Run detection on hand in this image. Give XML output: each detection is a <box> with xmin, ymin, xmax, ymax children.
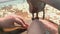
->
<box><xmin>22</xmin><ymin>23</ymin><xmax>29</xmax><ymax>29</ymax></box>
<box><xmin>40</xmin><ymin>19</ymin><xmax>58</xmax><ymax>34</ymax></box>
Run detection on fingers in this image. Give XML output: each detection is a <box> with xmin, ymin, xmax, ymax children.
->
<box><xmin>15</xmin><ymin>16</ymin><xmax>29</xmax><ymax>29</ymax></box>
<box><xmin>19</xmin><ymin>18</ymin><xmax>29</xmax><ymax>29</ymax></box>
<box><xmin>18</xmin><ymin>18</ymin><xmax>28</xmax><ymax>28</ymax></box>
<box><xmin>22</xmin><ymin>24</ymin><xmax>29</xmax><ymax>29</ymax></box>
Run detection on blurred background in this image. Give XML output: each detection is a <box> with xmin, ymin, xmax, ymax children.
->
<box><xmin>0</xmin><ymin>0</ymin><xmax>59</xmax><ymax>25</ymax></box>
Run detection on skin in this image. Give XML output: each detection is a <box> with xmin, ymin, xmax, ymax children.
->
<box><xmin>0</xmin><ymin>14</ymin><xmax>58</xmax><ymax>34</ymax></box>
<box><xmin>28</xmin><ymin>19</ymin><xmax>58</xmax><ymax>34</ymax></box>
<box><xmin>0</xmin><ymin>14</ymin><xmax>28</xmax><ymax>28</ymax></box>
<box><xmin>0</xmin><ymin>14</ymin><xmax>29</xmax><ymax>34</ymax></box>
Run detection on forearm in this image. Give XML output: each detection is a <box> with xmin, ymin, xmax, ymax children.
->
<box><xmin>45</xmin><ymin>24</ymin><xmax>58</xmax><ymax>34</ymax></box>
<box><xmin>40</xmin><ymin>19</ymin><xmax>58</xmax><ymax>34</ymax></box>
<box><xmin>28</xmin><ymin>19</ymin><xmax>45</xmax><ymax>34</ymax></box>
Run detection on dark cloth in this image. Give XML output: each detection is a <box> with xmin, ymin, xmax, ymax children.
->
<box><xmin>0</xmin><ymin>27</ymin><xmax>4</xmax><ymax>34</ymax></box>
<box><xmin>0</xmin><ymin>28</ymin><xmax>27</xmax><ymax>34</ymax></box>
<box><xmin>0</xmin><ymin>27</ymin><xmax>4</xmax><ymax>32</ymax></box>
<box><xmin>27</xmin><ymin>0</ymin><xmax>46</xmax><ymax>13</ymax></box>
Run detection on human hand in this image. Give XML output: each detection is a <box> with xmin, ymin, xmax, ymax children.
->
<box><xmin>40</xmin><ymin>19</ymin><xmax>58</xmax><ymax>34</ymax></box>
